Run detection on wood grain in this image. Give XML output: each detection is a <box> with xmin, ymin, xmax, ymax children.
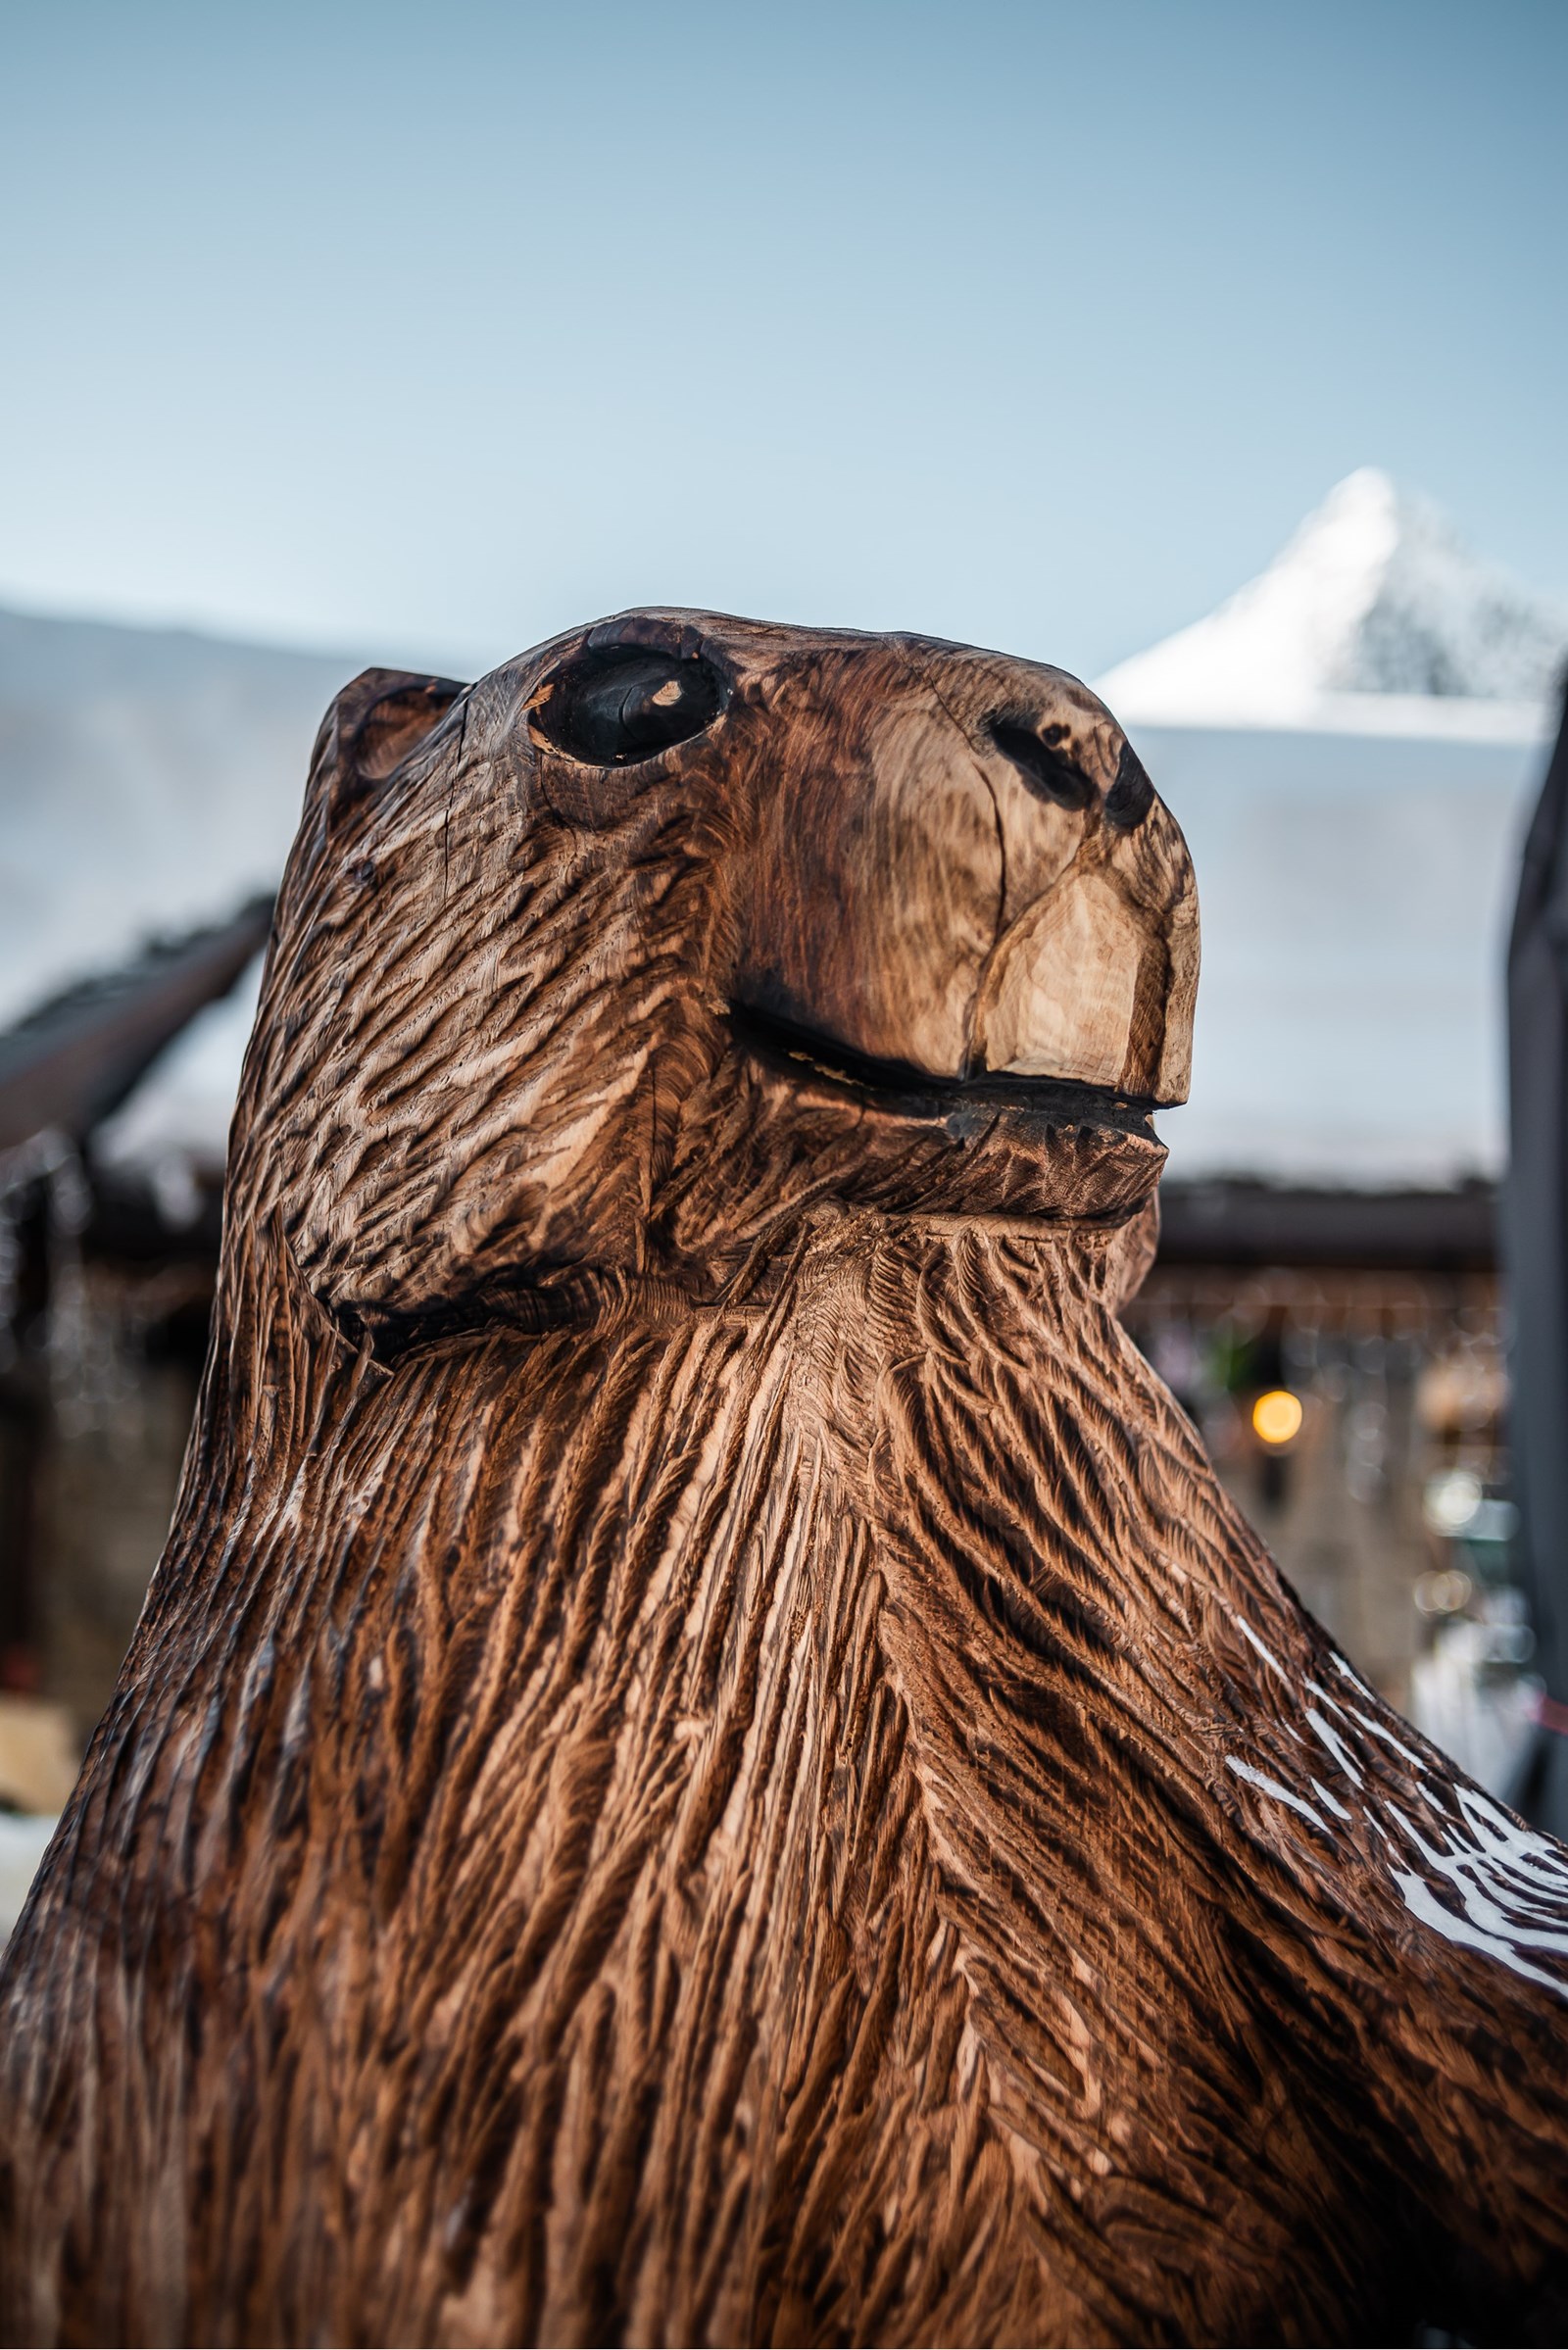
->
<box><xmin>0</xmin><ymin>612</ymin><xmax>1563</xmax><ymax>2347</ymax></box>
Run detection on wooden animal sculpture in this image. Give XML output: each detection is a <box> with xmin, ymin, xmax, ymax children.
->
<box><xmin>2</xmin><ymin>612</ymin><xmax>1566</xmax><ymax>2348</ymax></box>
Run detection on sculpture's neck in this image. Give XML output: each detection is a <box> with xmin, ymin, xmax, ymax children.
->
<box><xmin>167</xmin><ymin>1207</ymin><xmax>1169</xmax><ymax>1624</ymax></box>
<box><xmin>129</xmin><ymin>1206</ymin><xmax>1209</xmax><ymax>1912</ymax></box>
<box><xmin>142</xmin><ymin>1203</ymin><xmax>1330</xmax><ymax>1773</ymax></box>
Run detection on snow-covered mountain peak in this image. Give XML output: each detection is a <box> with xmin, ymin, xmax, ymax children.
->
<box><xmin>1097</xmin><ymin>469</ymin><xmax>1568</xmax><ymax>730</ymax></box>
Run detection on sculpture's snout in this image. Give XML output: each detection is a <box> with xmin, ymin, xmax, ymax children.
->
<box><xmin>968</xmin><ymin>702</ymin><xmax>1197</xmax><ymax>1103</ymax></box>
<box><xmin>734</xmin><ymin>635</ymin><xmax>1199</xmax><ymax>1108</ymax></box>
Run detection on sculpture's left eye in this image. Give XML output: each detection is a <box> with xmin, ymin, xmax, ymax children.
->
<box><xmin>532</xmin><ymin>646</ymin><xmax>726</xmax><ymax>766</ymax></box>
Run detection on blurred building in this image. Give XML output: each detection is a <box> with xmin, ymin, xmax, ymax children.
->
<box><xmin>1122</xmin><ymin>1184</ymin><xmax>1531</xmax><ymax>1789</ymax></box>
<box><xmin>1102</xmin><ymin>470</ymin><xmax>1565</xmax><ymax>1794</ymax></box>
<box><xmin>0</xmin><ymin>597</ymin><xmax>336</xmax><ymax>1831</ymax></box>
<box><xmin>0</xmin><ymin>908</ymin><xmax>267</xmax><ymax>1819</ymax></box>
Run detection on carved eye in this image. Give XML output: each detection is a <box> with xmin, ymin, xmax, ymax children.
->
<box><xmin>532</xmin><ymin>646</ymin><xmax>726</xmax><ymax>766</ymax></box>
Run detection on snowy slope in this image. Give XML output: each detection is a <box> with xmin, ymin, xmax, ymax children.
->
<box><xmin>0</xmin><ymin>606</ymin><xmax>357</xmax><ymax>1033</ymax></box>
<box><xmin>1097</xmin><ymin>470</ymin><xmax>1568</xmax><ymax>731</ymax></box>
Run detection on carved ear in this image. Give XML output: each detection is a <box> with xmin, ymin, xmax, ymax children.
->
<box><xmin>308</xmin><ymin>668</ymin><xmax>469</xmax><ymax>822</ymax></box>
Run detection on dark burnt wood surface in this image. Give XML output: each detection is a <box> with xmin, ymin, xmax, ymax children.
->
<box><xmin>0</xmin><ymin>612</ymin><xmax>1563</xmax><ymax>2347</ymax></box>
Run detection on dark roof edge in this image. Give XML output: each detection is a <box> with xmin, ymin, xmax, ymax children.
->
<box><xmin>1155</xmin><ymin>1177</ymin><xmax>1497</xmax><ymax>1273</ymax></box>
<box><xmin>0</xmin><ymin>898</ymin><xmax>272</xmax><ymax>1157</ymax></box>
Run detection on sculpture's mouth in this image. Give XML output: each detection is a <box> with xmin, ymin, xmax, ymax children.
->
<box><xmin>318</xmin><ymin>1005</ymin><xmax>1159</xmax><ymax>1367</ymax></box>
<box><xmin>727</xmin><ymin>1001</ymin><xmax>1159</xmax><ymax>1140</ymax></box>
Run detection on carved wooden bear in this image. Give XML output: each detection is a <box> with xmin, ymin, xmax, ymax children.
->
<box><xmin>2</xmin><ymin>613</ymin><xmax>1565</xmax><ymax>2346</ymax></box>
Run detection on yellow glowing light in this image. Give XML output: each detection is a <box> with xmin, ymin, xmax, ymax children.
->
<box><xmin>1252</xmin><ymin>1389</ymin><xmax>1303</xmax><ymax>1446</ymax></box>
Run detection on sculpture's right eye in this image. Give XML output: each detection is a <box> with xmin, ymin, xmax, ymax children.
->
<box><xmin>531</xmin><ymin>646</ymin><xmax>726</xmax><ymax>766</ymax></box>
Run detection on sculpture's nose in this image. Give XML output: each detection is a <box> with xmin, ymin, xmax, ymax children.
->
<box><xmin>984</xmin><ymin>713</ymin><xmax>1153</xmax><ymax>832</ymax></box>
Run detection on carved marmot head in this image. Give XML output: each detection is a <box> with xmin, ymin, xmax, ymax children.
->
<box><xmin>237</xmin><ymin>611</ymin><xmax>1198</xmax><ymax>1341</ymax></box>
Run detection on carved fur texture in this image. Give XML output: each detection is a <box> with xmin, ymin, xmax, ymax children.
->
<box><xmin>1</xmin><ymin>613</ymin><xmax>1564</xmax><ymax>2347</ymax></box>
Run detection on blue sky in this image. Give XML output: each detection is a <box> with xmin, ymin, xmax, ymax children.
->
<box><xmin>3</xmin><ymin>0</ymin><xmax>1564</xmax><ymax>679</ymax></box>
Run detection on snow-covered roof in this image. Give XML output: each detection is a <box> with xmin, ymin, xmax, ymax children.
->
<box><xmin>95</xmin><ymin>958</ymin><xmax>263</xmax><ymax>1195</ymax></box>
<box><xmin>1129</xmin><ymin>718</ymin><xmax>1544</xmax><ymax>1187</ymax></box>
<box><xmin>5</xmin><ymin>488</ymin><xmax>1563</xmax><ymax>1198</ymax></box>
<box><xmin>0</xmin><ymin>604</ymin><xmax>350</xmax><ymax>1032</ymax></box>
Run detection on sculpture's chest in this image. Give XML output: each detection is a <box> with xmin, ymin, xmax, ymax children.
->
<box><xmin>130</xmin><ymin>1309</ymin><xmax>1375</xmax><ymax>2345</ymax></box>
